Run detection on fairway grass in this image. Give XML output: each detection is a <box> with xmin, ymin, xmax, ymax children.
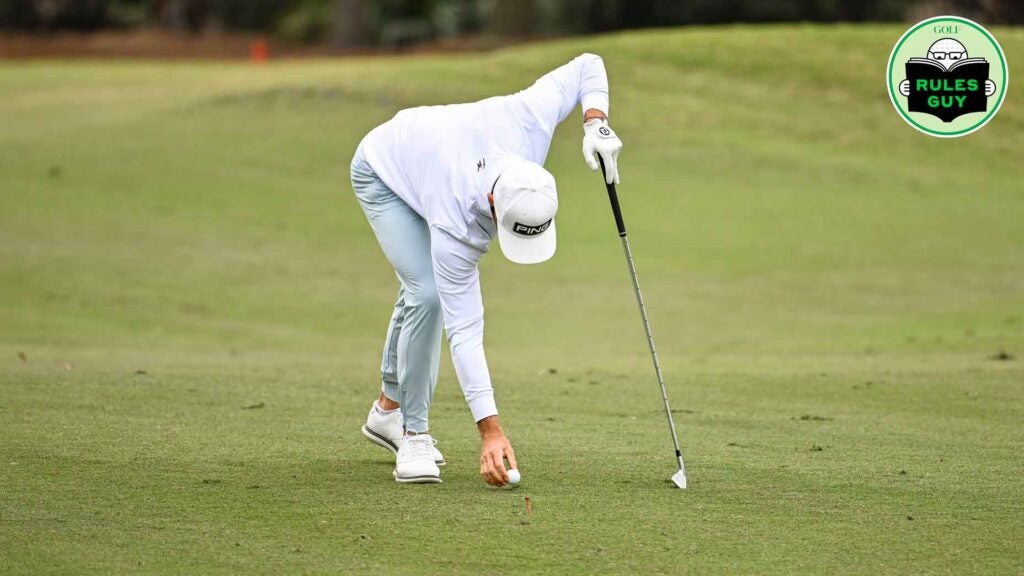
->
<box><xmin>2</xmin><ymin>25</ymin><xmax>1023</xmax><ymax>575</ymax></box>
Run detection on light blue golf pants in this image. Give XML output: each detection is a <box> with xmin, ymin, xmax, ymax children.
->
<box><xmin>351</xmin><ymin>153</ymin><xmax>442</xmax><ymax>434</ymax></box>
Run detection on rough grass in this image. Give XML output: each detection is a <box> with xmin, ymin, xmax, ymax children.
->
<box><xmin>1</xmin><ymin>25</ymin><xmax>1023</xmax><ymax>575</ymax></box>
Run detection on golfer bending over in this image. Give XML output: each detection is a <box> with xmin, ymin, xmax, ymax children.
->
<box><xmin>351</xmin><ymin>53</ymin><xmax>622</xmax><ymax>486</ymax></box>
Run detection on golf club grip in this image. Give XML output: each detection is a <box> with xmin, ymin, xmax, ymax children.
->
<box><xmin>598</xmin><ymin>158</ymin><xmax>627</xmax><ymax>237</ymax></box>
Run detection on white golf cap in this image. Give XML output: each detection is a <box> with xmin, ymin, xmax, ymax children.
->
<box><xmin>493</xmin><ymin>159</ymin><xmax>558</xmax><ymax>265</ymax></box>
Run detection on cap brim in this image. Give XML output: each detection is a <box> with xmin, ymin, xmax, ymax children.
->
<box><xmin>496</xmin><ymin>220</ymin><xmax>556</xmax><ymax>265</ymax></box>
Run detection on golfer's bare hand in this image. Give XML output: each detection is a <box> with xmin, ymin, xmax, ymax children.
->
<box><xmin>477</xmin><ymin>416</ymin><xmax>517</xmax><ymax>487</ymax></box>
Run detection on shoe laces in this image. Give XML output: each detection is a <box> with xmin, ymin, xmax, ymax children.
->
<box><xmin>404</xmin><ymin>434</ymin><xmax>435</xmax><ymax>459</ymax></box>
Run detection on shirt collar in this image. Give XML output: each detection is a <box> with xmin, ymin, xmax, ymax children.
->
<box><xmin>475</xmin><ymin>154</ymin><xmax>520</xmax><ymax>216</ymax></box>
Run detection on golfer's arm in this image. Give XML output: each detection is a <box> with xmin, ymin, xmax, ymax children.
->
<box><xmin>429</xmin><ymin>228</ymin><xmax>497</xmax><ymax>422</ymax></box>
<box><xmin>584</xmin><ymin>108</ymin><xmax>607</xmax><ymax>122</ymax></box>
<box><xmin>476</xmin><ymin>414</ymin><xmax>504</xmax><ymax>438</ymax></box>
<box><xmin>518</xmin><ymin>52</ymin><xmax>609</xmax><ymax>131</ymax></box>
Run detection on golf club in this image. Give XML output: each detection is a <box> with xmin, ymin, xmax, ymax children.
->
<box><xmin>599</xmin><ymin>158</ymin><xmax>688</xmax><ymax>489</ymax></box>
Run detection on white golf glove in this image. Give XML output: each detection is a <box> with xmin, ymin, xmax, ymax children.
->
<box><xmin>583</xmin><ymin>118</ymin><xmax>622</xmax><ymax>185</ymax></box>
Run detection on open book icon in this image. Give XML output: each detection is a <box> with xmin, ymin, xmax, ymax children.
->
<box><xmin>905</xmin><ymin>58</ymin><xmax>989</xmax><ymax>122</ymax></box>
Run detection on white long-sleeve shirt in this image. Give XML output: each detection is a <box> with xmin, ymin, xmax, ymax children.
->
<box><xmin>358</xmin><ymin>53</ymin><xmax>610</xmax><ymax>422</ymax></box>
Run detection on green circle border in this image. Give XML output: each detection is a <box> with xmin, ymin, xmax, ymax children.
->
<box><xmin>886</xmin><ymin>16</ymin><xmax>1008</xmax><ymax>138</ymax></box>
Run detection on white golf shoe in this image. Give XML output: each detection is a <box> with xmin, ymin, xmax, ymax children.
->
<box><xmin>393</xmin><ymin>434</ymin><xmax>442</xmax><ymax>484</ymax></box>
<box><xmin>361</xmin><ymin>403</ymin><xmax>445</xmax><ymax>466</ymax></box>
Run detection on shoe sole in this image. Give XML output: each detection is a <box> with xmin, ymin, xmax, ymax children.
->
<box><xmin>361</xmin><ymin>425</ymin><xmax>446</xmax><ymax>466</ymax></box>
<box><xmin>361</xmin><ymin>425</ymin><xmax>398</xmax><ymax>453</ymax></box>
<box><xmin>393</xmin><ymin>470</ymin><xmax>442</xmax><ymax>484</ymax></box>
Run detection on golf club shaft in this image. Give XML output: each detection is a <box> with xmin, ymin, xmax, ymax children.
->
<box><xmin>599</xmin><ymin>160</ymin><xmax>686</xmax><ymax>474</ymax></box>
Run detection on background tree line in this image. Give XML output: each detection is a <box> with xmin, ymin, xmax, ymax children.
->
<box><xmin>2</xmin><ymin>0</ymin><xmax>1021</xmax><ymax>47</ymax></box>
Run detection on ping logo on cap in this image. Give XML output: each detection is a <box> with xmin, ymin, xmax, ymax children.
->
<box><xmin>512</xmin><ymin>220</ymin><xmax>552</xmax><ymax>236</ymax></box>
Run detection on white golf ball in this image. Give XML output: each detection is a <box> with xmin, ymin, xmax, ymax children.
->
<box><xmin>507</xmin><ymin>469</ymin><xmax>521</xmax><ymax>485</ymax></box>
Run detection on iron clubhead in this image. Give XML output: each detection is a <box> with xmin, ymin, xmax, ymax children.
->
<box><xmin>671</xmin><ymin>469</ymin><xmax>687</xmax><ymax>489</ymax></box>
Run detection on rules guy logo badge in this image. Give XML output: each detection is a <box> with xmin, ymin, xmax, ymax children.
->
<box><xmin>887</xmin><ymin>16</ymin><xmax>1007</xmax><ymax>137</ymax></box>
